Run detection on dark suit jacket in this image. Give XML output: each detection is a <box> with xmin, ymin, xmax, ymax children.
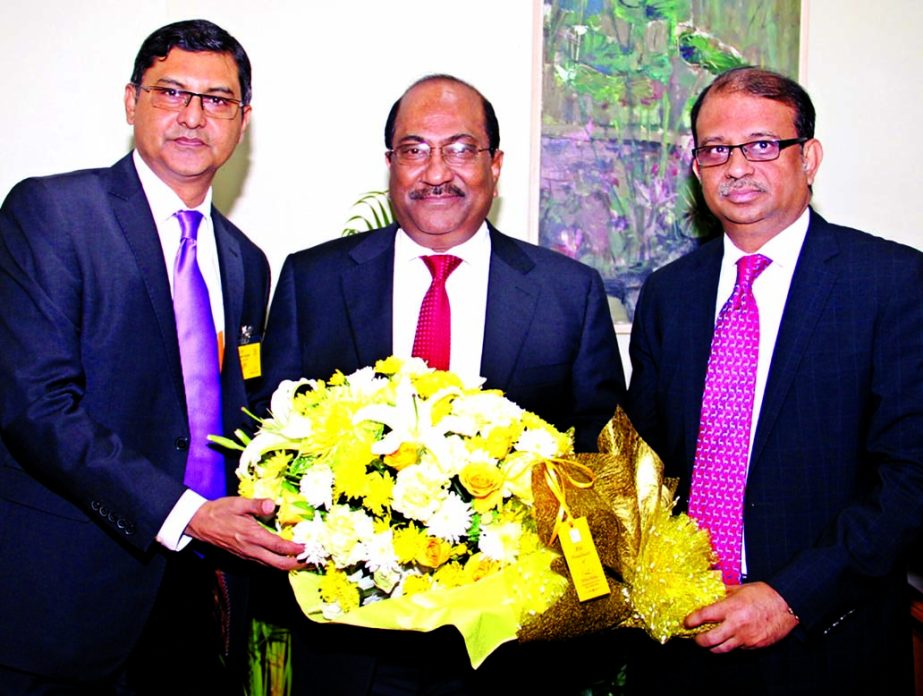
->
<box><xmin>252</xmin><ymin>222</ymin><xmax>626</xmax><ymax>693</ymax></box>
<box><xmin>626</xmin><ymin>210</ymin><xmax>923</xmax><ymax>693</ymax></box>
<box><xmin>0</xmin><ymin>154</ymin><xmax>270</xmax><ymax>681</ymax></box>
<box><xmin>256</xmin><ymin>222</ymin><xmax>625</xmax><ymax>451</ymax></box>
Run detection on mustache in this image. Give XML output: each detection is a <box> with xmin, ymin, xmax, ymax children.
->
<box><xmin>719</xmin><ymin>179</ymin><xmax>767</xmax><ymax>197</ymax></box>
<box><xmin>409</xmin><ymin>184</ymin><xmax>464</xmax><ymax>200</ymax></box>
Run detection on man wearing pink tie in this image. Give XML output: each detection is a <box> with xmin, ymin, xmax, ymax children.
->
<box><xmin>626</xmin><ymin>67</ymin><xmax>923</xmax><ymax>694</ymax></box>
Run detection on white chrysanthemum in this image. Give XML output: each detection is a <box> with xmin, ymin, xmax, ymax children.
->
<box><xmin>291</xmin><ymin>517</ymin><xmax>328</xmax><ymax>566</ymax></box>
<box><xmin>324</xmin><ymin>505</ymin><xmax>374</xmax><ymax>568</ymax></box>
<box><xmin>426</xmin><ymin>492</ymin><xmax>473</xmax><ymax>543</ymax></box>
<box><xmin>364</xmin><ymin>529</ymin><xmax>400</xmax><ymax>574</ymax></box>
<box><xmin>452</xmin><ymin>392</ymin><xmax>523</xmax><ymax>431</ymax></box>
<box><xmin>515</xmin><ymin>426</ymin><xmax>562</xmax><ymax>458</ymax></box>
<box><xmin>391</xmin><ymin>463</ymin><xmax>448</xmax><ymax>523</ymax></box>
<box><xmin>299</xmin><ymin>462</ymin><xmax>334</xmax><ymax>510</ymax></box>
<box><xmin>478</xmin><ymin>520</ymin><xmax>523</xmax><ymax>563</ymax></box>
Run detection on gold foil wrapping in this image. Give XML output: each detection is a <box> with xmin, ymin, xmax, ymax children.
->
<box><xmin>521</xmin><ymin>407</ymin><xmax>724</xmax><ymax>644</ymax></box>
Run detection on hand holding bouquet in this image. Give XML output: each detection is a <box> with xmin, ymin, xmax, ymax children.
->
<box><xmin>215</xmin><ymin>357</ymin><xmax>722</xmax><ymax>667</ymax></box>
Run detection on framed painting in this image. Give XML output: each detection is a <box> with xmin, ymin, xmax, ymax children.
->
<box><xmin>539</xmin><ymin>0</ymin><xmax>802</xmax><ymax>321</ymax></box>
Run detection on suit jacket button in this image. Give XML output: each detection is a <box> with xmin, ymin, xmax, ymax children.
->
<box><xmin>175</xmin><ymin>437</ymin><xmax>189</xmax><ymax>451</ymax></box>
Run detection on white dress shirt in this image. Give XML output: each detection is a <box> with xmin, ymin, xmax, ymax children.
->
<box><xmin>132</xmin><ymin>151</ymin><xmax>222</xmax><ymax>551</ymax></box>
<box><xmin>392</xmin><ymin>224</ymin><xmax>491</xmax><ymax>383</ymax></box>
<box><xmin>714</xmin><ymin>207</ymin><xmax>810</xmax><ymax>574</ymax></box>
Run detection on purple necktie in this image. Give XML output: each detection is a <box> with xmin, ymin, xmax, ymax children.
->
<box><xmin>174</xmin><ymin>210</ymin><xmax>225</xmax><ymax>499</ymax></box>
<box><xmin>412</xmin><ymin>255</ymin><xmax>462</xmax><ymax>371</ymax></box>
<box><xmin>688</xmin><ymin>253</ymin><xmax>771</xmax><ymax>585</ymax></box>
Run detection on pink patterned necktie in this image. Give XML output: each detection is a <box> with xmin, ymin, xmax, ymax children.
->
<box><xmin>174</xmin><ymin>210</ymin><xmax>225</xmax><ymax>499</ymax></box>
<box><xmin>412</xmin><ymin>255</ymin><xmax>462</xmax><ymax>371</ymax></box>
<box><xmin>688</xmin><ymin>253</ymin><xmax>771</xmax><ymax>585</ymax></box>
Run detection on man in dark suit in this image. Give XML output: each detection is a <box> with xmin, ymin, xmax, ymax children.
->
<box><xmin>0</xmin><ymin>20</ymin><xmax>303</xmax><ymax>694</ymax></box>
<box><xmin>254</xmin><ymin>74</ymin><xmax>626</xmax><ymax>693</ymax></box>
<box><xmin>626</xmin><ymin>67</ymin><xmax>923</xmax><ymax>694</ymax></box>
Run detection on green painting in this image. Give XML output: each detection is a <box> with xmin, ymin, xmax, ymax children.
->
<box><xmin>540</xmin><ymin>0</ymin><xmax>801</xmax><ymax>320</ymax></box>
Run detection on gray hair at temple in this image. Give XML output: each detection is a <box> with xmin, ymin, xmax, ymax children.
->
<box><xmin>690</xmin><ymin>67</ymin><xmax>816</xmax><ymax>144</ymax></box>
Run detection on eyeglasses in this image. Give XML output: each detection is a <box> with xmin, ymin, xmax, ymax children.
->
<box><xmin>137</xmin><ymin>85</ymin><xmax>243</xmax><ymax>119</ymax></box>
<box><xmin>388</xmin><ymin>142</ymin><xmax>491</xmax><ymax>167</ymax></box>
<box><xmin>693</xmin><ymin>138</ymin><xmax>808</xmax><ymax>167</ymax></box>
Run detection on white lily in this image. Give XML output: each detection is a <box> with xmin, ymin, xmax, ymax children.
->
<box><xmin>352</xmin><ymin>378</ymin><xmax>462</xmax><ymax>469</ymax></box>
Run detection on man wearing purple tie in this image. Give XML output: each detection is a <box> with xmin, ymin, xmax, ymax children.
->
<box><xmin>0</xmin><ymin>19</ymin><xmax>303</xmax><ymax>693</ymax></box>
<box><xmin>626</xmin><ymin>67</ymin><xmax>923</xmax><ymax>694</ymax></box>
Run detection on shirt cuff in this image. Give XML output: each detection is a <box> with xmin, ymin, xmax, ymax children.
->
<box><xmin>156</xmin><ymin>489</ymin><xmax>207</xmax><ymax>551</ymax></box>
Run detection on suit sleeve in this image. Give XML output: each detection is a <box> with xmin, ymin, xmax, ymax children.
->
<box><xmin>769</xmin><ymin>248</ymin><xmax>923</xmax><ymax>630</ymax></box>
<box><xmin>250</xmin><ymin>255</ymin><xmax>308</xmax><ymax>418</ymax></box>
<box><xmin>0</xmin><ymin>179</ymin><xmax>186</xmax><ymax>549</ymax></box>
<box><xmin>569</xmin><ymin>270</ymin><xmax>627</xmax><ymax>452</ymax></box>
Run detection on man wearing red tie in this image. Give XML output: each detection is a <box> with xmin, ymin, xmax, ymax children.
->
<box><xmin>626</xmin><ymin>67</ymin><xmax>923</xmax><ymax>694</ymax></box>
<box><xmin>255</xmin><ymin>74</ymin><xmax>626</xmax><ymax>694</ymax></box>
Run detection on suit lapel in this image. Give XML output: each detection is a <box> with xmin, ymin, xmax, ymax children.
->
<box><xmin>750</xmin><ymin>212</ymin><xmax>839</xmax><ymax>466</ymax></box>
<box><xmin>680</xmin><ymin>241</ymin><xmax>724</xmax><ymax>469</ymax></box>
<box><xmin>214</xmin><ymin>212</ymin><xmax>243</xmax><ymax>378</ymax></box>
<box><xmin>480</xmin><ymin>226</ymin><xmax>540</xmax><ymax>391</ymax></box>
<box><xmin>106</xmin><ymin>156</ymin><xmax>186</xmax><ymax>409</ymax></box>
<box><xmin>341</xmin><ymin>225</ymin><xmax>396</xmax><ymax>367</ymax></box>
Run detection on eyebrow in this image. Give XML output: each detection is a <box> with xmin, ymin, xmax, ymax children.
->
<box><xmin>699</xmin><ymin>131</ymin><xmax>784</xmax><ymax>146</ymax></box>
<box><xmin>396</xmin><ymin>133</ymin><xmax>477</xmax><ymax>145</ymax></box>
<box><xmin>152</xmin><ymin>77</ymin><xmax>236</xmax><ymax>97</ymax></box>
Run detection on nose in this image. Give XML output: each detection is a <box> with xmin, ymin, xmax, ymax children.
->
<box><xmin>178</xmin><ymin>94</ymin><xmax>207</xmax><ymax>129</ymax></box>
<box><xmin>724</xmin><ymin>146</ymin><xmax>755</xmax><ymax>178</ymax></box>
<box><xmin>421</xmin><ymin>148</ymin><xmax>453</xmax><ymax>185</ymax></box>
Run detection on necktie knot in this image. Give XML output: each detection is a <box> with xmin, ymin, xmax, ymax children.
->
<box><xmin>736</xmin><ymin>253</ymin><xmax>771</xmax><ymax>288</ymax></box>
<box><xmin>422</xmin><ymin>254</ymin><xmax>462</xmax><ymax>283</ymax></box>
<box><xmin>176</xmin><ymin>209</ymin><xmax>204</xmax><ymax>241</ymax></box>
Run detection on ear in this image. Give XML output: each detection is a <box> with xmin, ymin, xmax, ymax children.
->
<box><xmin>801</xmin><ymin>138</ymin><xmax>823</xmax><ymax>186</ymax></box>
<box><xmin>692</xmin><ymin>158</ymin><xmax>702</xmax><ymax>183</ymax></box>
<box><xmin>490</xmin><ymin>149</ymin><xmax>504</xmax><ymax>194</ymax></box>
<box><xmin>124</xmin><ymin>84</ymin><xmax>138</xmax><ymax>125</ymax></box>
<box><xmin>237</xmin><ymin>105</ymin><xmax>252</xmax><ymax>144</ymax></box>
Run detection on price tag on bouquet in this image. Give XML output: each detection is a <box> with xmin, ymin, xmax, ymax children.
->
<box><xmin>558</xmin><ymin>516</ymin><xmax>610</xmax><ymax>601</ymax></box>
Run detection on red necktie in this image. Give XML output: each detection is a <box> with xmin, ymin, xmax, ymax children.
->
<box><xmin>411</xmin><ymin>255</ymin><xmax>462</xmax><ymax>371</ymax></box>
<box><xmin>688</xmin><ymin>254</ymin><xmax>771</xmax><ymax>585</ymax></box>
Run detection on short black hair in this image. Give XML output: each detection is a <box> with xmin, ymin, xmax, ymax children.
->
<box><xmin>384</xmin><ymin>74</ymin><xmax>500</xmax><ymax>154</ymax></box>
<box><xmin>690</xmin><ymin>66</ymin><xmax>815</xmax><ymax>144</ymax></box>
<box><xmin>129</xmin><ymin>19</ymin><xmax>252</xmax><ymax>106</ymax></box>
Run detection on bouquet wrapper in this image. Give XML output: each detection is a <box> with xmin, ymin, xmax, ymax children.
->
<box><xmin>290</xmin><ymin>544</ymin><xmax>567</xmax><ymax>668</ymax></box>
<box><xmin>521</xmin><ymin>406</ymin><xmax>724</xmax><ymax>644</ymax></box>
<box><xmin>287</xmin><ymin>407</ymin><xmax>722</xmax><ymax>667</ymax></box>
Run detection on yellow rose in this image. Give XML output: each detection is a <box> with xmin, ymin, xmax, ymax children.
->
<box><xmin>464</xmin><ymin>552</ymin><xmax>501</xmax><ymax>582</ymax></box>
<box><xmin>459</xmin><ymin>462</ymin><xmax>505</xmax><ymax>513</ymax></box>
<box><xmin>384</xmin><ymin>442</ymin><xmax>421</xmax><ymax>471</ymax></box>
<box><xmin>415</xmin><ymin>537</ymin><xmax>452</xmax><ymax>568</ymax></box>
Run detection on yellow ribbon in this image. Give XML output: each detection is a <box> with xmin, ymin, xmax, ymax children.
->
<box><xmin>539</xmin><ymin>457</ymin><xmax>597</xmax><ymax>545</ymax></box>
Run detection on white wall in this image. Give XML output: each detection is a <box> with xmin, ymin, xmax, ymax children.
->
<box><xmin>0</xmin><ymin>0</ymin><xmax>538</xmax><ymax>286</ymax></box>
<box><xmin>2</xmin><ymin>0</ymin><xmax>920</xmax><ymax>290</ymax></box>
<box><xmin>804</xmin><ymin>0</ymin><xmax>923</xmax><ymax>249</ymax></box>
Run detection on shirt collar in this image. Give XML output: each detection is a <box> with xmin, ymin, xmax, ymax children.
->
<box><xmin>394</xmin><ymin>222</ymin><xmax>491</xmax><ymax>266</ymax></box>
<box><xmin>132</xmin><ymin>150</ymin><xmax>212</xmax><ymax>223</ymax></box>
<box><xmin>722</xmin><ymin>206</ymin><xmax>810</xmax><ymax>271</ymax></box>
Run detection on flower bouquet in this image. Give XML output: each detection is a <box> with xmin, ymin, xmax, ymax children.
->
<box><xmin>215</xmin><ymin>356</ymin><xmax>722</xmax><ymax>667</ymax></box>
